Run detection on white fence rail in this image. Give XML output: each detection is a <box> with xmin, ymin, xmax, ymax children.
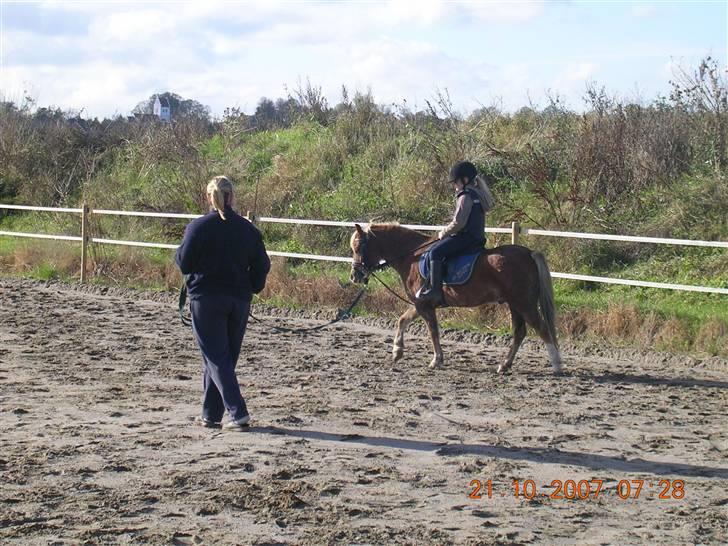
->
<box><xmin>522</xmin><ymin>228</ymin><xmax>728</xmax><ymax>249</ymax></box>
<box><xmin>0</xmin><ymin>230</ymin><xmax>83</xmax><ymax>242</ymax></box>
<box><xmin>0</xmin><ymin>203</ymin><xmax>726</xmax><ymax>295</ymax></box>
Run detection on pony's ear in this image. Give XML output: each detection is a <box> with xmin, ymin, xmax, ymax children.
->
<box><xmin>355</xmin><ymin>223</ymin><xmax>365</xmax><ymax>235</ymax></box>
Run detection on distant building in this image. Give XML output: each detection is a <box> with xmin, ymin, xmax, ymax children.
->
<box><xmin>153</xmin><ymin>96</ymin><xmax>171</xmax><ymax>121</ymax></box>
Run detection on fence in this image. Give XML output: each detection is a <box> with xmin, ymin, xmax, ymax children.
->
<box><xmin>1</xmin><ymin>203</ymin><xmax>727</xmax><ymax>295</ymax></box>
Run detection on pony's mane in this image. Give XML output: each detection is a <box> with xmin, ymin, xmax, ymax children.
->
<box><xmin>367</xmin><ymin>222</ymin><xmax>431</xmax><ymax>246</ymax></box>
<box><xmin>366</xmin><ymin>222</ymin><xmax>401</xmax><ymax>235</ymax></box>
<box><xmin>350</xmin><ymin>222</ymin><xmax>433</xmax><ymax>264</ymax></box>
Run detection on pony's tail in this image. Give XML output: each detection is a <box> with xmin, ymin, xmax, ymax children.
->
<box><xmin>531</xmin><ymin>251</ymin><xmax>559</xmax><ymax>350</ymax></box>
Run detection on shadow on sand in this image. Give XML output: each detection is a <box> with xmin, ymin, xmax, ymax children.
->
<box><xmin>586</xmin><ymin>371</ymin><xmax>728</xmax><ymax>390</ymax></box>
<box><xmin>245</xmin><ymin>426</ymin><xmax>728</xmax><ymax>479</ymax></box>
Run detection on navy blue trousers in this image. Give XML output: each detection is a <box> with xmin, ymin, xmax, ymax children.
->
<box><xmin>429</xmin><ymin>234</ymin><xmax>484</xmax><ymax>262</ymax></box>
<box><xmin>190</xmin><ymin>293</ymin><xmax>250</xmax><ymax>422</ymax></box>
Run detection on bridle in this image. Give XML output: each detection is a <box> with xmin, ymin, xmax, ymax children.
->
<box><xmin>351</xmin><ymin>231</ymin><xmax>387</xmax><ymax>282</ymax></box>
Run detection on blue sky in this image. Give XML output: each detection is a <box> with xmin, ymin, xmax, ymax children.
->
<box><xmin>0</xmin><ymin>0</ymin><xmax>725</xmax><ymax>118</ymax></box>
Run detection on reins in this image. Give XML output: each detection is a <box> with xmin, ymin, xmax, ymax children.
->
<box><xmin>369</xmin><ymin>271</ymin><xmax>413</xmax><ymax>306</ymax></box>
<box><xmin>353</xmin><ymin>233</ymin><xmax>438</xmax><ymax>306</ymax></box>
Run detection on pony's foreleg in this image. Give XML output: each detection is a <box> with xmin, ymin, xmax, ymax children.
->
<box><xmin>498</xmin><ymin>308</ymin><xmax>526</xmax><ymax>374</ymax></box>
<box><xmin>393</xmin><ymin>306</ymin><xmax>419</xmax><ymax>363</ymax></box>
<box><xmin>418</xmin><ymin>306</ymin><xmax>444</xmax><ymax>368</ymax></box>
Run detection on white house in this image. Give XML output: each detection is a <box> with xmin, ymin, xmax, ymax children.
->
<box><xmin>153</xmin><ymin>96</ymin><xmax>171</xmax><ymax>121</ymax></box>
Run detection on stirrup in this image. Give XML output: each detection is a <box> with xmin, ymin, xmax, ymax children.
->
<box><xmin>416</xmin><ymin>286</ymin><xmax>442</xmax><ymax>305</ymax></box>
<box><xmin>415</xmin><ymin>284</ymin><xmax>429</xmax><ymax>299</ymax></box>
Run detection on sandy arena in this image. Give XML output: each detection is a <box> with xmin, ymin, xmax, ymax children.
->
<box><xmin>1</xmin><ymin>278</ymin><xmax>727</xmax><ymax>545</ymax></box>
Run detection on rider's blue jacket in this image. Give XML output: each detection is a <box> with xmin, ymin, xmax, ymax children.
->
<box><xmin>175</xmin><ymin>206</ymin><xmax>270</xmax><ymax>301</ymax></box>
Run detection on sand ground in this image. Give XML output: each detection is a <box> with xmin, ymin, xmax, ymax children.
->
<box><xmin>1</xmin><ymin>278</ymin><xmax>726</xmax><ymax>545</ymax></box>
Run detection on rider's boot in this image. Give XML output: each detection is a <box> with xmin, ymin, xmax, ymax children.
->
<box><xmin>416</xmin><ymin>259</ymin><xmax>444</xmax><ymax>305</ymax></box>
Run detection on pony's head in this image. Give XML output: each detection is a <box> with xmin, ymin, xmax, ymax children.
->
<box><xmin>350</xmin><ymin>224</ymin><xmax>389</xmax><ymax>284</ymax></box>
<box><xmin>350</xmin><ymin>223</ymin><xmax>374</xmax><ymax>284</ymax></box>
<box><xmin>350</xmin><ymin>222</ymin><xmax>427</xmax><ymax>283</ymax></box>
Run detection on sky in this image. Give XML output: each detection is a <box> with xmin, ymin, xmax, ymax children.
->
<box><xmin>0</xmin><ymin>0</ymin><xmax>726</xmax><ymax>118</ymax></box>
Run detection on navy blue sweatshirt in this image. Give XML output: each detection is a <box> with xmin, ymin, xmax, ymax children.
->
<box><xmin>175</xmin><ymin>207</ymin><xmax>271</xmax><ymax>301</ymax></box>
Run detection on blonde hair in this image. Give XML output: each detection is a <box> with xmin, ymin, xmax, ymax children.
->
<box><xmin>472</xmin><ymin>174</ymin><xmax>496</xmax><ymax>212</ymax></box>
<box><xmin>206</xmin><ymin>176</ymin><xmax>234</xmax><ymax>220</ymax></box>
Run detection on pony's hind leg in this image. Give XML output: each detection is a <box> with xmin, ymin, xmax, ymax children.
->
<box><xmin>418</xmin><ymin>305</ymin><xmax>444</xmax><ymax>368</ymax></box>
<box><xmin>393</xmin><ymin>306</ymin><xmax>419</xmax><ymax>362</ymax></box>
<box><xmin>520</xmin><ymin>308</ymin><xmax>563</xmax><ymax>374</ymax></box>
<box><xmin>498</xmin><ymin>307</ymin><xmax>527</xmax><ymax>374</ymax></box>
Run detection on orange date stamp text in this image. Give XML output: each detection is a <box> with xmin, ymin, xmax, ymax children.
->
<box><xmin>468</xmin><ymin>478</ymin><xmax>685</xmax><ymax>501</ymax></box>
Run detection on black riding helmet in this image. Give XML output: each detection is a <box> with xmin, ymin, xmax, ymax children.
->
<box><xmin>449</xmin><ymin>161</ymin><xmax>478</xmax><ymax>184</ymax></box>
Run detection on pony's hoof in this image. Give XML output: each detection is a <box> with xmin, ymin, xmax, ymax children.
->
<box><xmin>429</xmin><ymin>358</ymin><xmax>443</xmax><ymax>369</ymax></box>
<box><xmin>392</xmin><ymin>347</ymin><xmax>404</xmax><ymax>363</ymax></box>
<box><xmin>552</xmin><ymin>363</ymin><xmax>564</xmax><ymax>375</ymax></box>
<box><xmin>497</xmin><ymin>363</ymin><xmax>512</xmax><ymax>374</ymax></box>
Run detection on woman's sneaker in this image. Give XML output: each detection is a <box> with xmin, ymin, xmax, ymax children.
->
<box><xmin>199</xmin><ymin>417</ymin><xmax>221</xmax><ymax>429</ymax></box>
<box><xmin>223</xmin><ymin>414</ymin><xmax>251</xmax><ymax>430</ymax></box>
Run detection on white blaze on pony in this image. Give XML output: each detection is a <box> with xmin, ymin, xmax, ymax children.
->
<box><xmin>350</xmin><ymin>223</ymin><xmax>563</xmax><ymax>374</ymax></box>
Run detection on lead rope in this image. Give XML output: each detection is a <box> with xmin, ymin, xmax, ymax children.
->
<box><xmin>247</xmin><ymin>288</ymin><xmax>366</xmax><ymax>334</ymax></box>
<box><xmin>178</xmin><ymin>283</ymin><xmax>367</xmax><ymax>334</ymax></box>
<box><xmin>178</xmin><ymin>235</ymin><xmax>438</xmax><ymax>329</ymax></box>
<box><xmin>178</xmin><ymin>275</ymin><xmax>192</xmax><ymax>326</ymax></box>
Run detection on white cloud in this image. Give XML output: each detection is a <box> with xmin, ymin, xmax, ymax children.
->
<box><xmin>89</xmin><ymin>8</ymin><xmax>177</xmax><ymax>44</ymax></box>
<box><xmin>535</xmin><ymin>61</ymin><xmax>600</xmax><ymax>107</ymax></box>
<box><xmin>663</xmin><ymin>58</ymin><xmax>678</xmax><ymax>78</ymax></box>
<box><xmin>630</xmin><ymin>3</ymin><xmax>657</xmax><ymax>18</ymax></box>
<box><xmin>564</xmin><ymin>61</ymin><xmax>598</xmax><ymax>82</ymax></box>
<box><xmin>3</xmin><ymin>62</ymin><xmax>147</xmax><ymax>116</ymax></box>
<box><xmin>2</xmin><ymin>0</ymin><xmax>685</xmax><ymax>118</ymax></box>
<box><xmin>378</xmin><ymin>0</ymin><xmax>451</xmax><ymax>26</ymax></box>
<box><xmin>465</xmin><ymin>0</ymin><xmax>545</xmax><ymax>23</ymax></box>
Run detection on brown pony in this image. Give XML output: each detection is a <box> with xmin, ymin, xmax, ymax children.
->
<box><xmin>350</xmin><ymin>223</ymin><xmax>562</xmax><ymax>374</ymax></box>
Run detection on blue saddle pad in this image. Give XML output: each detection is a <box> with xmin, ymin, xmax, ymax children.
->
<box><xmin>419</xmin><ymin>250</ymin><xmax>485</xmax><ymax>286</ymax></box>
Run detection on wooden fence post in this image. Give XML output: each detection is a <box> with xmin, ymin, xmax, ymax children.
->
<box><xmin>511</xmin><ymin>221</ymin><xmax>520</xmax><ymax>245</ymax></box>
<box><xmin>80</xmin><ymin>202</ymin><xmax>89</xmax><ymax>283</ymax></box>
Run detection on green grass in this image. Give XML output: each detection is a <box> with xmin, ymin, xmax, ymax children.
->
<box><xmin>31</xmin><ymin>263</ymin><xmax>60</xmax><ymax>281</ymax></box>
<box><xmin>555</xmin><ymin>282</ymin><xmax>728</xmax><ymax>326</ymax></box>
<box><xmin>0</xmin><ymin>235</ymin><xmax>20</xmax><ymax>254</ymax></box>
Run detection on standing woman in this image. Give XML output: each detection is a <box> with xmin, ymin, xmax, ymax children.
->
<box><xmin>176</xmin><ymin>176</ymin><xmax>270</xmax><ymax>430</ymax></box>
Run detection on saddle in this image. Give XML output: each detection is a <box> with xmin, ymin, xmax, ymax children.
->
<box><xmin>418</xmin><ymin>250</ymin><xmax>486</xmax><ymax>286</ymax></box>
